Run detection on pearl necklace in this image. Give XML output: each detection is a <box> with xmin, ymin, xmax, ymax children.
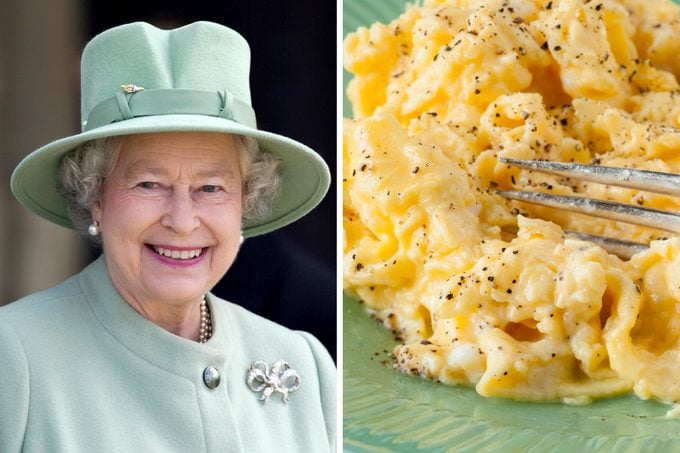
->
<box><xmin>199</xmin><ymin>297</ymin><xmax>213</xmax><ymax>343</ymax></box>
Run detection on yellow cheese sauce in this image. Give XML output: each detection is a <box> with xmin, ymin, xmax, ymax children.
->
<box><xmin>343</xmin><ymin>0</ymin><xmax>680</xmax><ymax>403</ymax></box>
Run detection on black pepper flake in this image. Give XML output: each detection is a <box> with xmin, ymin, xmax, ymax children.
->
<box><xmin>541</xmin><ymin>41</ymin><xmax>549</xmax><ymax>50</ymax></box>
<box><xmin>488</xmin><ymin>276</ymin><xmax>495</xmax><ymax>282</ymax></box>
<box><xmin>474</xmin><ymin>88</ymin><xmax>481</xmax><ymax>95</ymax></box>
<box><xmin>412</xmin><ymin>166</ymin><xmax>420</xmax><ymax>174</ymax></box>
<box><xmin>554</xmin><ymin>45</ymin><xmax>562</xmax><ymax>51</ymax></box>
<box><xmin>360</xmin><ymin>164</ymin><xmax>367</xmax><ymax>171</ymax></box>
<box><xmin>446</xmin><ymin>293</ymin><xmax>454</xmax><ymax>300</ymax></box>
<box><xmin>355</xmin><ymin>263</ymin><xmax>364</xmax><ymax>271</ymax></box>
<box><xmin>420</xmin><ymin>339</ymin><xmax>432</xmax><ymax>345</ymax></box>
<box><xmin>595</xmin><ymin>3</ymin><xmax>603</xmax><ymax>10</ymax></box>
<box><xmin>560</xmin><ymin>118</ymin><xmax>568</xmax><ymax>126</ymax></box>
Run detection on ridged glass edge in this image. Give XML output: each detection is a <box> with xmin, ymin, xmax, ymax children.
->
<box><xmin>343</xmin><ymin>0</ymin><xmax>410</xmax><ymax>36</ymax></box>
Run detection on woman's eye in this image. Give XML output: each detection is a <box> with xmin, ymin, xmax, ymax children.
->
<box><xmin>138</xmin><ymin>181</ymin><xmax>158</xmax><ymax>190</ymax></box>
<box><xmin>202</xmin><ymin>185</ymin><xmax>221</xmax><ymax>193</ymax></box>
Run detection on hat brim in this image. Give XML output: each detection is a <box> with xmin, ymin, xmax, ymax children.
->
<box><xmin>10</xmin><ymin>115</ymin><xmax>330</xmax><ymax>238</ymax></box>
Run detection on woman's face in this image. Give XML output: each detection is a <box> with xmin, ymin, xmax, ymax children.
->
<box><xmin>92</xmin><ymin>132</ymin><xmax>243</xmax><ymax>307</ymax></box>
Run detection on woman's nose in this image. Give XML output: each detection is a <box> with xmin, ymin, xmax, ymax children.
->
<box><xmin>161</xmin><ymin>188</ymin><xmax>200</xmax><ymax>234</ymax></box>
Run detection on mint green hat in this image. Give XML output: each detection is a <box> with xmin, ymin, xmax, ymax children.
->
<box><xmin>10</xmin><ymin>21</ymin><xmax>330</xmax><ymax>238</ymax></box>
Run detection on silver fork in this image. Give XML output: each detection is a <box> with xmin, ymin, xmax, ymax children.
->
<box><xmin>496</xmin><ymin>158</ymin><xmax>680</xmax><ymax>259</ymax></box>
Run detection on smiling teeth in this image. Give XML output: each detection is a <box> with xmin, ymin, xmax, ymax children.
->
<box><xmin>154</xmin><ymin>247</ymin><xmax>202</xmax><ymax>260</ymax></box>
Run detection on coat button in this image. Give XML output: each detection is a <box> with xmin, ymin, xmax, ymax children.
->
<box><xmin>203</xmin><ymin>366</ymin><xmax>221</xmax><ymax>389</ymax></box>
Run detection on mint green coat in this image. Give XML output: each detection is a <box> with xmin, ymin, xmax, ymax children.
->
<box><xmin>0</xmin><ymin>257</ymin><xmax>336</xmax><ymax>452</ymax></box>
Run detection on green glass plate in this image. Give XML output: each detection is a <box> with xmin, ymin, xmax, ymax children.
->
<box><xmin>344</xmin><ymin>296</ymin><xmax>680</xmax><ymax>452</ymax></box>
<box><xmin>343</xmin><ymin>1</ymin><xmax>680</xmax><ymax>451</ymax></box>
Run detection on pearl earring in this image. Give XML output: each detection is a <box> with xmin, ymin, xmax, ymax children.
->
<box><xmin>88</xmin><ymin>221</ymin><xmax>100</xmax><ymax>236</ymax></box>
<box><xmin>239</xmin><ymin>234</ymin><xmax>244</xmax><ymax>244</ymax></box>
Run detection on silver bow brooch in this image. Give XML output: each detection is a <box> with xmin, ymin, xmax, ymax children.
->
<box><xmin>246</xmin><ymin>360</ymin><xmax>301</xmax><ymax>403</ymax></box>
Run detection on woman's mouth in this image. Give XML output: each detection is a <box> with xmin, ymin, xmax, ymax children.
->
<box><xmin>150</xmin><ymin>245</ymin><xmax>205</xmax><ymax>260</ymax></box>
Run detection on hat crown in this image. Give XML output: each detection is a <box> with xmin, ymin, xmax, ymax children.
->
<box><xmin>80</xmin><ymin>21</ymin><xmax>252</xmax><ymax>123</ymax></box>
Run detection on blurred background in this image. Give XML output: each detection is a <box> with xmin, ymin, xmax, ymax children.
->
<box><xmin>0</xmin><ymin>0</ymin><xmax>336</xmax><ymax>356</ymax></box>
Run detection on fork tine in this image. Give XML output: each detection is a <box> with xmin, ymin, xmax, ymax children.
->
<box><xmin>501</xmin><ymin>225</ymin><xmax>648</xmax><ymax>259</ymax></box>
<box><xmin>499</xmin><ymin>158</ymin><xmax>680</xmax><ymax>196</ymax></box>
<box><xmin>562</xmin><ymin>231</ymin><xmax>648</xmax><ymax>260</ymax></box>
<box><xmin>496</xmin><ymin>189</ymin><xmax>680</xmax><ymax>234</ymax></box>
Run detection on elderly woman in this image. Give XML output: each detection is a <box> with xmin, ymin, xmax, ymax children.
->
<box><xmin>0</xmin><ymin>21</ymin><xmax>335</xmax><ymax>452</ymax></box>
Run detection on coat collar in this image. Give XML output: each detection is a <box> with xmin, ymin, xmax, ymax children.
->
<box><xmin>77</xmin><ymin>255</ymin><xmax>234</xmax><ymax>377</ymax></box>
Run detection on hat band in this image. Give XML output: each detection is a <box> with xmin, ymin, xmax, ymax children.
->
<box><xmin>83</xmin><ymin>88</ymin><xmax>257</xmax><ymax>132</ymax></box>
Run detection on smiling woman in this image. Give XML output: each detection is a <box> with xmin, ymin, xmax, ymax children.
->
<box><xmin>89</xmin><ymin>133</ymin><xmax>245</xmax><ymax>338</ymax></box>
<box><xmin>0</xmin><ymin>21</ymin><xmax>334</xmax><ymax>452</ymax></box>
